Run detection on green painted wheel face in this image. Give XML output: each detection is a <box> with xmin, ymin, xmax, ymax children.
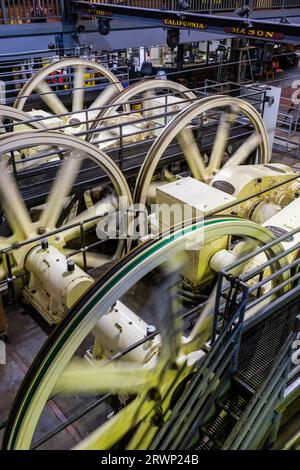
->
<box><xmin>4</xmin><ymin>218</ymin><xmax>285</xmax><ymax>450</ymax></box>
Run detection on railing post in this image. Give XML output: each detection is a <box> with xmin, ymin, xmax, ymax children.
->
<box><xmin>267</xmin><ymin>314</ymin><xmax>300</xmax><ymax>448</ymax></box>
<box><xmin>62</xmin><ymin>0</ymin><xmax>70</xmax><ymax>22</ymax></box>
<box><xmin>0</xmin><ymin>0</ymin><xmax>8</xmax><ymax>23</ymax></box>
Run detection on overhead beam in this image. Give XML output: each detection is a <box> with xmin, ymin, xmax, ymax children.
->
<box><xmin>71</xmin><ymin>1</ymin><xmax>300</xmax><ymax>43</ymax></box>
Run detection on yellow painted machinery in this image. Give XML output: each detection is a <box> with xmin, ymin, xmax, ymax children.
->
<box><xmin>0</xmin><ymin>87</ymin><xmax>275</xmax><ymax>324</ymax></box>
<box><xmin>1</xmin><ymin>74</ymin><xmax>300</xmax><ymax>451</ymax></box>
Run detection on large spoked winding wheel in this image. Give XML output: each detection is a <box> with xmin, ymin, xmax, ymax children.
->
<box><xmin>134</xmin><ymin>95</ymin><xmax>270</xmax><ymax>205</ymax></box>
<box><xmin>0</xmin><ymin>131</ymin><xmax>132</xmax><ymax>322</ymax></box>
<box><xmin>86</xmin><ymin>79</ymin><xmax>197</xmax><ymax>149</ymax></box>
<box><xmin>13</xmin><ymin>58</ymin><xmax>128</xmax><ymax>135</ymax></box>
<box><xmin>2</xmin><ymin>218</ymin><xmax>286</xmax><ymax>450</ymax></box>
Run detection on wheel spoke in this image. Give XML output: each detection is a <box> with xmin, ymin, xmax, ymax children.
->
<box><xmin>184</xmin><ymin>288</ymin><xmax>215</xmax><ymax>354</ymax></box>
<box><xmin>177</xmin><ymin>127</ymin><xmax>207</xmax><ymax>181</ymax></box>
<box><xmin>15</xmin><ymin>58</ymin><xmax>125</xmax><ymax>116</ymax></box>
<box><xmin>89</xmin><ymin>84</ymin><xmax>118</xmax><ymax>111</ymax></box>
<box><xmin>74</xmin><ymin>393</ymin><xmax>154</xmax><ymax>450</ymax></box>
<box><xmin>142</xmin><ymin>90</ymin><xmax>155</xmax><ymax>119</ymax></box>
<box><xmin>61</xmin><ymin>195</ymin><xmax>117</xmax><ymax>243</ymax></box>
<box><xmin>39</xmin><ymin>156</ymin><xmax>81</xmax><ymax>230</ymax></box>
<box><xmin>34</xmin><ymin>80</ymin><xmax>68</xmax><ymax>115</ymax></box>
<box><xmin>0</xmin><ymin>262</ymin><xmax>6</xmax><ymax>279</ymax></box>
<box><xmin>224</xmin><ymin>132</ymin><xmax>261</xmax><ymax>168</ymax></box>
<box><xmin>72</xmin><ymin>66</ymin><xmax>85</xmax><ymax>113</ymax></box>
<box><xmin>0</xmin><ymin>162</ymin><xmax>32</xmax><ymax>240</ymax></box>
<box><xmin>208</xmin><ymin>107</ymin><xmax>238</xmax><ymax>174</ymax></box>
<box><xmin>54</xmin><ymin>360</ymin><xmax>153</xmax><ymax>395</ymax></box>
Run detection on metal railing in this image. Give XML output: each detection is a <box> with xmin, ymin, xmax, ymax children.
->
<box><xmin>222</xmin><ymin>326</ymin><xmax>297</xmax><ymax>449</ymax></box>
<box><xmin>0</xmin><ymin>0</ymin><xmax>65</xmax><ymax>24</ymax></box>
<box><xmin>279</xmin><ymin>95</ymin><xmax>300</xmax><ymax>133</ymax></box>
<box><xmin>150</xmin><ymin>279</ymin><xmax>248</xmax><ymax>449</ymax></box>
<box><xmin>253</xmin><ymin>0</ymin><xmax>300</xmax><ymax>8</ymax></box>
<box><xmin>273</xmin><ymin>112</ymin><xmax>300</xmax><ymax>157</ymax></box>
<box><xmin>0</xmin><ymin>54</ymin><xmax>129</xmax><ymax>106</ymax></box>
<box><xmin>213</xmin><ymin>225</ymin><xmax>300</xmax><ymax>448</ymax></box>
<box><xmin>0</xmin><ymin>52</ymin><xmax>265</xmax><ymax>145</ymax></box>
<box><xmin>1</xmin><ymin>0</ymin><xmax>298</xmax><ymax>24</ymax></box>
<box><xmin>151</xmin><ymin>219</ymin><xmax>300</xmax><ymax>449</ymax></box>
<box><xmin>86</xmin><ymin>0</ymin><xmax>300</xmax><ymax>12</ymax></box>
<box><xmin>0</xmin><ymin>83</ymin><xmax>265</xmax><ymax>173</ymax></box>
<box><xmin>273</xmin><ymin>93</ymin><xmax>300</xmax><ymax>156</ymax></box>
<box><xmin>0</xmin><ymin>84</ymin><xmax>265</xmax><ymax>197</ymax></box>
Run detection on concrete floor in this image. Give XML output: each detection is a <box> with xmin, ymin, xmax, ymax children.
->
<box><xmin>0</xmin><ymin>302</ymin><xmax>115</xmax><ymax>450</ymax></box>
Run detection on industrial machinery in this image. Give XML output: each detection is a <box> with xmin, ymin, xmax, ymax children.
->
<box><xmin>133</xmin><ymin>95</ymin><xmax>271</xmax><ymax>205</ymax></box>
<box><xmin>0</xmin><ymin>131</ymin><xmax>132</xmax><ymax>323</ymax></box>
<box><xmin>2</xmin><ymin>212</ymin><xmax>299</xmax><ymax>450</ymax></box>
<box><xmin>0</xmin><ymin>90</ymin><xmax>274</xmax><ymax>322</ymax></box>
<box><xmin>13</xmin><ymin>58</ymin><xmax>125</xmax><ymax>120</ymax></box>
<box><xmin>2</xmin><ymin>147</ymin><xmax>300</xmax><ymax>448</ymax></box>
<box><xmin>0</xmin><ymin>105</ymin><xmax>47</xmax><ymax>133</ymax></box>
<box><xmin>5</xmin><ymin>58</ymin><xmax>198</xmax><ymax>151</ymax></box>
<box><xmin>0</xmin><ymin>61</ymin><xmax>300</xmax><ymax>450</ymax></box>
<box><xmin>86</xmin><ymin>79</ymin><xmax>197</xmax><ymax>148</ymax></box>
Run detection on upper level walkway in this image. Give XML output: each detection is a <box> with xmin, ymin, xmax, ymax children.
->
<box><xmin>1</xmin><ymin>1</ymin><xmax>299</xmax><ymax>25</ymax></box>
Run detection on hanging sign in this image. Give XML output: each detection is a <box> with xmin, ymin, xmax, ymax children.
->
<box><xmin>88</xmin><ymin>9</ymin><xmax>113</xmax><ymax>17</ymax></box>
<box><xmin>78</xmin><ymin>4</ymin><xmax>113</xmax><ymax>17</ymax></box>
<box><xmin>163</xmin><ymin>18</ymin><xmax>208</xmax><ymax>30</ymax></box>
<box><xmin>224</xmin><ymin>27</ymin><xmax>284</xmax><ymax>40</ymax></box>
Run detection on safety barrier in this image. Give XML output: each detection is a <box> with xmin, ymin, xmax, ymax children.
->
<box><xmin>2</xmin><ymin>0</ymin><xmax>298</xmax><ymax>24</ymax></box>
<box><xmin>0</xmin><ymin>0</ymin><xmax>64</xmax><ymax>24</ymax></box>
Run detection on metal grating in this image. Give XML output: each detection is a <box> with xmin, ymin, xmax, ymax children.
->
<box><xmin>196</xmin><ymin>412</ymin><xmax>235</xmax><ymax>449</ymax></box>
<box><xmin>287</xmin><ymin>365</ymin><xmax>300</xmax><ymax>388</ymax></box>
<box><xmin>236</xmin><ymin>297</ymin><xmax>300</xmax><ymax>392</ymax></box>
<box><xmin>219</xmin><ymin>392</ymin><xmax>248</xmax><ymax>419</ymax></box>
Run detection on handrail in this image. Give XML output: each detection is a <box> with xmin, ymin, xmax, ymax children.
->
<box><xmin>222</xmin><ymin>321</ymin><xmax>299</xmax><ymax>449</ymax></box>
<box><xmin>1</xmin><ymin>1</ymin><xmax>299</xmax><ymax>25</ymax></box>
<box><xmin>82</xmin><ymin>1</ymin><xmax>300</xmax><ymax>13</ymax></box>
<box><xmin>0</xmin><ymin>0</ymin><xmax>65</xmax><ymax>24</ymax></box>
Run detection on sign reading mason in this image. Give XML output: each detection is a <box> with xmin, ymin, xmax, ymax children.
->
<box><xmin>163</xmin><ymin>18</ymin><xmax>208</xmax><ymax>30</ymax></box>
<box><xmin>224</xmin><ymin>26</ymin><xmax>284</xmax><ymax>40</ymax></box>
